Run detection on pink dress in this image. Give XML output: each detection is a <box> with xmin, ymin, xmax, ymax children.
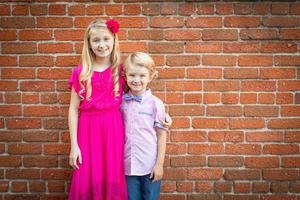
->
<box><xmin>68</xmin><ymin>64</ymin><xmax>128</xmax><ymax>200</ymax></box>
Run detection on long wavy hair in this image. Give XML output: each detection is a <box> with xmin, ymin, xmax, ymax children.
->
<box><xmin>80</xmin><ymin>19</ymin><xmax>120</xmax><ymax>100</ymax></box>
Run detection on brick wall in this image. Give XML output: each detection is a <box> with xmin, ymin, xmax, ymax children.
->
<box><xmin>0</xmin><ymin>1</ymin><xmax>300</xmax><ymax>200</ymax></box>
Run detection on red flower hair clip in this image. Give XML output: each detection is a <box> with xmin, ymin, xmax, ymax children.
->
<box><xmin>106</xmin><ymin>19</ymin><xmax>119</xmax><ymax>34</ymax></box>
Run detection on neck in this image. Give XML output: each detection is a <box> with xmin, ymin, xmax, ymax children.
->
<box><xmin>93</xmin><ymin>56</ymin><xmax>111</xmax><ymax>68</ymax></box>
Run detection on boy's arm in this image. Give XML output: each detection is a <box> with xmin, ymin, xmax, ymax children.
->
<box><xmin>150</xmin><ymin>128</ymin><xmax>167</xmax><ymax>182</ymax></box>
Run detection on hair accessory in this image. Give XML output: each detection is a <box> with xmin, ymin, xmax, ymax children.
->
<box><xmin>106</xmin><ymin>19</ymin><xmax>119</xmax><ymax>34</ymax></box>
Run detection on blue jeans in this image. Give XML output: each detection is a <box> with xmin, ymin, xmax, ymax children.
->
<box><xmin>126</xmin><ymin>174</ymin><xmax>161</xmax><ymax>200</ymax></box>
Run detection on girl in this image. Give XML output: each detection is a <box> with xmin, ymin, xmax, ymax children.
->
<box><xmin>68</xmin><ymin>18</ymin><xmax>127</xmax><ymax>200</ymax></box>
<box><xmin>121</xmin><ymin>52</ymin><xmax>168</xmax><ymax>200</ymax></box>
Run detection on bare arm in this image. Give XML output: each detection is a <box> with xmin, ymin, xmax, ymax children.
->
<box><xmin>68</xmin><ymin>88</ymin><xmax>81</xmax><ymax>169</ymax></box>
<box><xmin>150</xmin><ymin>128</ymin><xmax>167</xmax><ymax>182</ymax></box>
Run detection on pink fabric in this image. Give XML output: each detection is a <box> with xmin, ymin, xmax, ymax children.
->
<box><xmin>68</xmin><ymin>65</ymin><xmax>127</xmax><ymax>200</ymax></box>
<box><xmin>121</xmin><ymin>89</ymin><xmax>166</xmax><ymax>176</ymax></box>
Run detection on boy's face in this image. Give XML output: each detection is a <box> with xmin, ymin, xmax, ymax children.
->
<box><xmin>125</xmin><ymin>65</ymin><xmax>152</xmax><ymax>96</ymax></box>
<box><xmin>89</xmin><ymin>28</ymin><xmax>114</xmax><ymax>59</ymax></box>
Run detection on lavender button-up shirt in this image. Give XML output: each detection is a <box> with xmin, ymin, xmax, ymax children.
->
<box><xmin>121</xmin><ymin>89</ymin><xmax>166</xmax><ymax>176</ymax></box>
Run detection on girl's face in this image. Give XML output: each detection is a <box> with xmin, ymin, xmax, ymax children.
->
<box><xmin>125</xmin><ymin>65</ymin><xmax>152</xmax><ymax>96</ymax></box>
<box><xmin>89</xmin><ymin>28</ymin><xmax>114</xmax><ymax>59</ymax></box>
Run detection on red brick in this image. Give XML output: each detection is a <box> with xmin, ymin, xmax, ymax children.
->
<box><xmin>223</xmin><ymin>42</ymin><xmax>260</xmax><ymax>53</ymax></box>
<box><xmin>187</xmin><ymin>17</ymin><xmax>222</xmax><ymax>28</ymax></box>
<box><xmin>234</xmin><ymin>3</ymin><xmax>252</xmax><ymax>14</ymax></box>
<box><xmin>195</xmin><ymin>182</ymin><xmax>213</xmax><ymax>193</ymax></box>
<box><xmin>55</xmin><ymin>30</ymin><xmax>84</xmax><ymax>41</ymax></box>
<box><xmin>171</xmin><ymin>131</ymin><xmax>206</xmax><ymax>142</ymax></box>
<box><xmin>263</xmin><ymin>144</ymin><xmax>299</xmax><ymax>155</ymax></box>
<box><xmin>258</xmin><ymin>93</ymin><xmax>275</xmax><ymax>104</ymax></box>
<box><xmin>261</xmin><ymin>42</ymin><xmax>297</xmax><ymax>53</ymax></box>
<box><xmin>166</xmin><ymin>144</ymin><xmax>186</xmax><ymax>155</ymax></box>
<box><xmin>245</xmin><ymin>157</ymin><xmax>279</xmax><ymax>168</ymax></box>
<box><xmin>203</xmin><ymin>93</ymin><xmax>220</xmax><ymax>104</ymax></box>
<box><xmin>68</xmin><ymin>4</ymin><xmax>85</xmax><ymax>15</ymax></box>
<box><xmin>0</xmin><ymin>105</ymin><xmax>21</xmax><ymax>116</ymax></box>
<box><xmin>0</xmin><ymin>156</ymin><xmax>21</xmax><ymax>167</ymax></box>
<box><xmin>224</xmin><ymin>68</ymin><xmax>258</xmax><ymax>79</ymax></box>
<box><xmin>124</xmin><ymin>5</ymin><xmax>141</xmax><ymax>15</ymax></box>
<box><xmin>184</xmin><ymin>93</ymin><xmax>201</xmax><ymax>104</ymax></box>
<box><xmin>23</xmin><ymin>131</ymin><xmax>58</xmax><ymax>142</ymax></box>
<box><xmin>263</xmin><ymin>17</ymin><xmax>300</xmax><ymax>27</ymax></box>
<box><xmin>240</xmin><ymin>93</ymin><xmax>257</xmax><ymax>104</ymax></box>
<box><xmin>274</xmin><ymin>56</ymin><xmax>300</xmax><ymax>66</ymax></box>
<box><xmin>8</xmin><ymin>143</ymin><xmax>41</xmax><ymax>154</ymax></box>
<box><xmin>208</xmin><ymin>131</ymin><xmax>243</xmax><ymax>142</ymax></box>
<box><xmin>192</xmin><ymin>118</ymin><xmax>228</xmax><ymax>129</ymax></box>
<box><xmin>234</xmin><ymin>182</ymin><xmax>251</xmax><ymax>193</ymax></box>
<box><xmin>246</xmin><ymin>131</ymin><xmax>283</xmax><ymax>142</ymax></box>
<box><xmin>4</xmin><ymin>93</ymin><xmax>21</xmax><ymax>104</ymax></box>
<box><xmin>281</xmin><ymin>106</ymin><xmax>300</xmax><ymax>116</ymax></box>
<box><xmin>230</xmin><ymin>118</ymin><xmax>265</xmax><ymax>129</ymax></box>
<box><xmin>24</xmin><ymin>106</ymin><xmax>59</xmax><ymax>117</ymax></box>
<box><xmin>202</xmin><ymin>30</ymin><xmax>238</xmax><ymax>41</ymax></box>
<box><xmin>0</xmin><ymin>30</ymin><xmax>17</xmax><ymax>41</ymax></box>
<box><xmin>19</xmin><ymin>30</ymin><xmax>53</xmax><ymax>41</ymax></box>
<box><xmin>215</xmin><ymin>182</ymin><xmax>232</xmax><ymax>193</ymax></box>
<box><xmin>48</xmin><ymin>181</ymin><xmax>65</xmax><ymax>192</ymax></box>
<box><xmin>253</xmin><ymin>3</ymin><xmax>270</xmax><ymax>14</ymax></box>
<box><xmin>41</xmin><ymin>169</ymin><xmax>71</xmax><ymax>180</ymax></box>
<box><xmin>1</xmin><ymin>68</ymin><xmax>35</xmax><ymax>79</ymax></box>
<box><xmin>115</xmin><ymin>17</ymin><xmax>148</xmax><ymax>28</ymax></box>
<box><xmin>150</xmin><ymin>17</ymin><xmax>183</xmax><ymax>28</ymax></box>
<box><xmin>37</xmin><ymin>17</ymin><xmax>73</xmax><ymax>28</ymax></box>
<box><xmin>278</xmin><ymin>80</ymin><xmax>300</xmax><ymax>91</ymax></box>
<box><xmin>225</xmin><ymin>17</ymin><xmax>260</xmax><ymax>27</ymax></box>
<box><xmin>149</xmin><ymin>42</ymin><xmax>183</xmax><ymax>53</ymax></box>
<box><xmin>105</xmin><ymin>5</ymin><xmax>122</xmax><ymax>15</ymax></box>
<box><xmin>222</xmin><ymin>93</ymin><xmax>239</xmax><ymax>104</ymax></box>
<box><xmin>263</xmin><ymin>169</ymin><xmax>298</xmax><ymax>180</ymax></box>
<box><xmin>38</xmin><ymin>68</ymin><xmax>71</xmax><ymax>79</ymax></box>
<box><xmin>41</xmin><ymin>93</ymin><xmax>58</xmax><ymax>104</ymax></box>
<box><xmin>188</xmin><ymin>168</ymin><xmax>223</xmax><ymax>180</ymax></box>
<box><xmin>21</xmin><ymin>81</ymin><xmax>55</xmax><ymax>91</ymax></box>
<box><xmin>11</xmin><ymin>182</ymin><xmax>27</xmax><ymax>193</ymax></box>
<box><xmin>188</xmin><ymin>144</ymin><xmax>224</xmax><ymax>154</ymax></box>
<box><xmin>128</xmin><ymin>30</ymin><xmax>163</xmax><ymax>40</ymax></box>
<box><xmin>197</xmin><ymin>4</ymin><xmax>214</xmax><ymax>14</ymax></box>
<box><xmin>280</xmin><ymin>29</ymin><xmax>300</xmax><ymax>40</ymax></box>
<box><xmin>160</xmin><ymin>4</ymin><xmax>177</xmax><ymax>15</ymax></box>
<box><xmin>38</xmin><ymin>43</ymin><xmax>73</xmax><ymax>53</ymax></box>
<box><xmin>204</xmin><ymin>81</ymin><xmax>240</xmax><ymax>91</ymax></box>
<box><xmin>268</xmin><ymin>119</ymin><xmax>300</xmax><ymax>129</ymax></box>
<box><xmin>166</xmin><ymin>55</ymin><xmax>200</xmax><ymax>66</ymax></box>
<box><xmin>49</xmin><ymin>4</ymin><xmax>66</xmax><ymax>15</ymax></box>
<box><xmin>178</xmin><ymin>4</ymin><xmax>195</xmax><ymax>15</ymax></box>
<box><xmin>176</xmin><ymin>181</ymin><xmax>193</xmax><ymax>192</ymax></box>
<box><xmin>157</xmin><ymin>68</ymin><xmax>185</xmax><ymax>79</ymax></box>
<box><xmin>55</xmin><ymin>56</ymin><xmax>81</xmax><ymax>66</ymax></box>
<box><xmin>169</xmin><ymin>105</ymin><xmax>204</xmax><ymax>116</ymax></box>
<box><xmin>207</xmin><ymin>106</ymin><xmax>242</xmax><ymax>117</ymax></box>
<box><xmin>244</xmin><ymin>106</ymin><xmax>278</xmax><ymax>117</ymax></box>
<box><xmin>30</xmin><ymin>4</ymin><xmax>47</xmax><ymax>15</ymax></box>
<box><xmin>161</xmin><ymin>181</ymin><xmax>176</xmax><ymax>193</ymax></box>
<box><xmin>44</xmin><ymin>119</ymin><xmax>68</xmax><ymax>129</ymax></box>
<box><xmin>203</xmin><ymin>55</ymin><xmax>236</xmax><ymax>66</ymax></box>
<box><xmin>30</xmin><ymin>181</ymin><xmax>46</xmax><ymax>192</ymax></box>
<box><xmin>285</xmin><ymin>131</ymin><xmax>300</xmax><ymax>143</ymax></box>
<box><xmin>7</xmin><ymin>118</ymin><xmax>41</xmax><ymax>129</ymax></box>
<box><xmin>252</xmin><ymin>182</ymin><xmax>269</xmax><ymax>193</ymax></box>
<box><xmin>165</xmin><ymin>30</ymin><xmax>200</xmax><ymax>41</ymax></box>
<box><xmin>224</xmin><ymin>170</ymin><xmax>260</xmax><ymax>180</ymax></box>
<box><xmin>6</xmin><ymin>169</ymin><xmax>40</xmax><ymax>179</ymax></box>
<box><xmin>240</xmin><ymin>29</ymin><xmax>278</xmax><ymax>40</ymax></box>
<box><xmin>187</xmin><ymin>68</ymin><xmax>222</xmax><ymax>79</ymax></box>
<box><xmin>208</xmin><ymin>156</ymin><xmax>243</xmax><ymax>167</ymax></box>
<box><xmin>216</xmin><ymin>4</ymin><xmax>233</xmax><ymax>15</ymax></box>
<box><xmin>186</xmin><ymin>42</ymin><xmax>222</xmax><ymax>53</ymax></box>
<box><xmin>242</xmin><ymin>81</ymin><xmax>276</xmax><ymax>91</ymax></box>
<box><xmin>0</xmin><ymin>56</ymin><xmax>17</xmax><ymax>66</ymax></box>
<box><xmin>167</xmin><ymin>81</ymin><xmax>201</xmax><ymax>91</ymax></box>
<box><xmin>164</xmin><ymin>168</ymin><xmax>186</xmax><ymax>180</ymax></box>
<box><xmin>282</xmin><ymin>157</ymin><xmax>300</xmax><ymax>168</ymax></box>
<box><xmin>239</xmin><ymin>55</ymin><xmax>273</xmax><ymax>66</ymax></box>
<box><xmin>20</xmin><ymin>56</ymin><xmax>54</xmax><ymax>67</ymax></box>
<box><xmin>24</xmin><ymin>156</ymin><xmax>58</xmax><ymax>167</ymax></box>
<box><xmin>276</xmin><ymin>93</ymin><xmax>293</xmax><ymax>104</ymax></box>
<box><xmin>0</xmin><ymin>17</ymin><xmax>35</xmax><ymax>28</ymax></box>
<box><xmin>142</xmin><ymin>4</ymin><xmax>159</xmax><ymax>16</ymax></box>
<box><xmin>226</xmin><ymin>144</ymin><xmax>261</xmax><ymax>155</ymax></box>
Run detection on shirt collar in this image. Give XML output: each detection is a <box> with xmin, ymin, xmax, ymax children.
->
<box><xmin>127</xmin><ymin>89</ymin><xmax>152</xmax><ymax>103</ymax></box>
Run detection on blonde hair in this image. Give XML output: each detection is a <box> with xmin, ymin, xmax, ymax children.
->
<box><xmin>80</xmin><ymin>18</ymin><xmax>120</xmax><ymax>99</ymax></box>
<box><xmin>123</xmin><ymin>52</ymin><xmax>158</xmax><ymax>80</ymax></box>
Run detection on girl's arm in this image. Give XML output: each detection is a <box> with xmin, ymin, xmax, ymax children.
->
<box><xmin>68</xmin><ymin>88</ymin><xmax>81</xmax><ymax>169</ymax></box>
<box><xmin>150</xmin><ymin>128</ymin><xmax>167</xmax><ymax>182</ymax></box>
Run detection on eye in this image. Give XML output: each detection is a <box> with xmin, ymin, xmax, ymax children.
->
<box><xmin>140</xmin><ymin>74</ymin><xmax>146</xmax><ymax>77</ymax></box>
<box><xmin>104</xmin><ymin>37</ymin><xmax>111</xmax><ymax>41</ymax></box>
<box><xmin>92</xmin><ymin>39</ymin><xmax>99</xmax><ymax>42</ymax></box>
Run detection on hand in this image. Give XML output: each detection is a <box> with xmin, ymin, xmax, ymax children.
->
<box><xmin>150</xmin><ymin>163</ymin><xmax>164</xmax><ymax>182</ymax></box>
<box><xmin>161</xmin><ymin>113</ymin><xmax>172</xmax><ymax>129</ymax></box>
<box><xmin>69</xmin><ymin>145</ymin><xmax>82</xmax><ymax>170</ymax></box>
